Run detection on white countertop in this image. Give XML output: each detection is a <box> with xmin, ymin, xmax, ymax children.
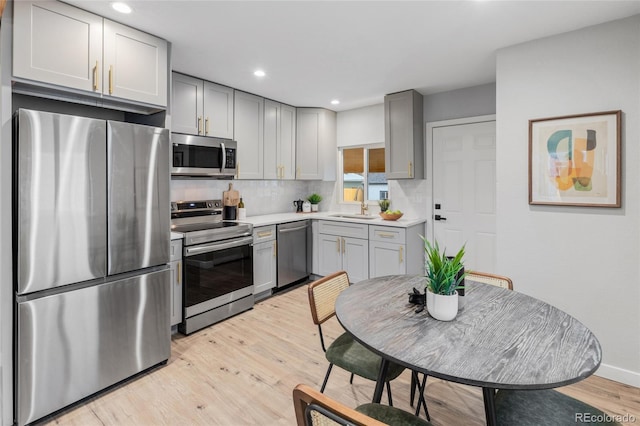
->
<box><xmin>238</xmin><ymin>211</ymin><xmax>427</xmax><ymax>228</ymax></box>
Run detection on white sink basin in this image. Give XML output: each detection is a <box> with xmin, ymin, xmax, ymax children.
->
<box><xmin>328</xmin><ymin>213</ymin><xmax>378</xmax><ymax>220</ymax></box>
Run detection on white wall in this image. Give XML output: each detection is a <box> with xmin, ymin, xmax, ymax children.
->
<box><xmin>337</xmin><ymin>103</ymin><xmax>384</xmax><ymax>147</ymax></box>
<box><xmin>424</xmin><ymin>82</ymin><xmax>496</xmax><ymax>123</ymax></box>
<box><xmin>496</xmin><ymin>16</ymin><xmax>640</xmax><ymax>386</ymax></box>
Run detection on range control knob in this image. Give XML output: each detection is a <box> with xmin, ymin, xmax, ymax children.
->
<box><xmin>207</xmin><ymin>202</ymin><xmax>213</xmax><ymax>208</ymax></box>
<box><xmin>214</xmin><ymin>201</ymin><xmax>221</xmax><ymax>208</ymax></box>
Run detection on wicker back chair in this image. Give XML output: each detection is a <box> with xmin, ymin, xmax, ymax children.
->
<box><xmin>293</xmin><ymin>384</ymin><xmax>431</xmax><ymax>426</ymax></box>
<box><xmin>307</xmin><ymin>271</ymin><xmax>405</xmax><ymax>406</ymax></box>
<box><xmin>466</xmin><ymin>271</ymin><xmax>513</xmax><ymax>290</ymax></box>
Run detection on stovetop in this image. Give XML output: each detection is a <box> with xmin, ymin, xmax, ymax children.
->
<box><xmin>171</xmin><ymin>199</ymin><xmax>252</xmax><ymax>246</ymax></box>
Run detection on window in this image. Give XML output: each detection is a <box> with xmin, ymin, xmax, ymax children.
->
<box><xmin>339</xmin><ymin>145</ymin><xmax>387</xmax><ymax>203</ymax></box>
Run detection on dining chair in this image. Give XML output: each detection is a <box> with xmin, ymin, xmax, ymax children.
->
<box><xmin>494</xmin><ymin>388</ymin><xmax>621</xmax><ymax>425</ymax></box>
<box><xmin>307</xmin><ymin>271</ymin><xmax>405</xmax><ymax>406</ymax></box>
<box><xmin>293</xmin><ymin>383</ymin><xmax>432</xmax><ymax>426</ymax></box>
<box><xmin>466</xmin><ymin>271</ymin><xmax>514</xmax><ymax>290</ymax></box>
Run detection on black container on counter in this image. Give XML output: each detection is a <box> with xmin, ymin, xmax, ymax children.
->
<box><xmin>223</xmin><ymin>205</ymin><xmax>237</xmax><ymax>220</ymax></box>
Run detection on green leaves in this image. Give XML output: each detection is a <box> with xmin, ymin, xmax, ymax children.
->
<box><xmin>420</xmin><ymin>236</ymin><xmax>466</xmax><ymax>296</ymax></box>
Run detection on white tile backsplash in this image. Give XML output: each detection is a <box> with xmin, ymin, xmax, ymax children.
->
<box><xmin>170</xmin><ymin>178</ymin><xmax>427</xmax><ymax>218</ymax></box>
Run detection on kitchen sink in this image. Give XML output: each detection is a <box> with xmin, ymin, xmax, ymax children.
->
<box><xmin>328</xmin><ymin>213</ymin><xmax>378</xmax><ymax>220</ymax></box>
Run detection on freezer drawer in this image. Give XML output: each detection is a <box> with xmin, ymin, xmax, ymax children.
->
<box><xmin>16</xmin><ymin>269</ymin><xmax>171</xmax><ymax>426</ymax></box>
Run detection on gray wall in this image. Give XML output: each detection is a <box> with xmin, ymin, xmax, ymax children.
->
<box><xmin>496</xmin><ymin>16</ymin><xmax>640</xmax><ymax>386</ymax></box>
<box><xmin>423</xmin><ymin>82</ymin><xmax>496</xmax><ymax>123</ymax></box>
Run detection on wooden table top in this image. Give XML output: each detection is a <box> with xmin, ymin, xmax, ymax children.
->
<box><xmin>335</xmin><ymin>275</ymin><xmax>602</xmax><ymax>390</ymax></box>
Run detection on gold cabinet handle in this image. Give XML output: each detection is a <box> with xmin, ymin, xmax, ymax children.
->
<box><xmin>336</xmin><ymin>237</ymin><xmax>340</xmax><ymax>253</ymax></box>
<box><xmin>93</xmin><ymin>61</ymin><xmax>98</xmax><ymax>91</ymax></box>
<box><xmin>205</xmin><ymin>117</ymin><xmax>210</xmax><ymax>135</ymax></box>
<box><xmin>273</xmin><ymin>241</ymin><xmax>277</xmax><ymax>257</ymax></box>
<box><xmin>177</xmin><ymin>262</ymin><xmax>181</xmax><ymax>285</ymax></box>
<box><xmin>109</xmin><ymin>65</ymin><xmax>113</xmax><ymax>94</ymax></box>
<box><xmin>399</xmin><ymin>246</ymin><xmax>404</xmax><ymax>264</ymax></box>
<box><xmin>197</xmin><ymin>117</ymin><xmax>203</xmax><ymax>135</ymax></box>
<box><xmin>408</xmin><ymin>161</ymin><xmax>413</xmax><ymax>178</ymax></box>
<box><xmin>279</xmin><ymin>165</ymin><xmax>283</xmax><ymax>179</ymax></box>
<box><xmin>236</xmin><ymin>162</ymin><xmax>240</xmax><ymax>178</ymax></box>
<box><xmin>377</xmin><ymin>232</ymin><xmax>395</xmax><ymax>238</ymax></box>
<box><xmin>341</xmin><ymin>237</ymin><xmax>345</xmax><ymax>253</ymax></box>
<box><xmin>257</xmin><ymin>231</ymin><xmax>272</xmax><ymax>238</ymax></box>
<box><xmin>296</xmin><ymin>167</ymin><xmax>300</xmax><ymax>179</ymax></box>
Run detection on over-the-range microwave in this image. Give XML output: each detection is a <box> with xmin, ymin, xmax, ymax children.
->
<box><xmin>171</xmin><ymin>133</ymin><xmax>237</xmax><ymax>178</ymax></box>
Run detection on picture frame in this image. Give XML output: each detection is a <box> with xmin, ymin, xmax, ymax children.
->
<box><xmin>529</xmin><ymin>110</ymin><xmax>621</xmax><ymax>207</ymax></box>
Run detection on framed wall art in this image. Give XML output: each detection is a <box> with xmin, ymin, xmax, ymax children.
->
<box><xmin>529</xmin><ymin>110</ymin><xmax>621</xmax><ymax>207</ymax></box>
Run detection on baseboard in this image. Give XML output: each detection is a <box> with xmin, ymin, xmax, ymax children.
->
<box><xmin>596</xmin><ymin>363</ymin><xmax>640</xmax><ymax>387</ymax></box>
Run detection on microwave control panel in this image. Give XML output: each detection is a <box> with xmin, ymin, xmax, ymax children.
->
<box><xmin>225</xmin><ymin>148</ymin><xmax>236</xmax><ymax>168</ymax></box>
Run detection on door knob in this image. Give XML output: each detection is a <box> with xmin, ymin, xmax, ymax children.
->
<box><xmin>434</xmin><ymin>215</ymin><xmax>447</xmax><ymax>221</ymax></box>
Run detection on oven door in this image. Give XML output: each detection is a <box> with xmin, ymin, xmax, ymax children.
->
<box><xmin>183</xmin><ymin>236</ymin><xmax>253</xmax><ymax>318</ymax></box>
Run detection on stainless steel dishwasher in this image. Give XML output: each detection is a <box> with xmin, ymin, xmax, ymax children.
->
<box><xmin>277</xmin><ymin>220</ymin><xmax>311</xmax><ymax>288</ymax></box>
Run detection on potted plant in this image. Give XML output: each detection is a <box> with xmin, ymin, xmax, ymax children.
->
<box><xmin>378</xmin><ymin>198</ymin><xmax>390</xmax><ymax>212</ymax></box>
<box><xmin>422</xmin><ymin>238</ymin><xmax>466</xmax><ymax>321</ymax></box>
<box><xmin>307</xmin><ymin>193</ymin><xmax>322</xmax><ymax>212</ymax></box>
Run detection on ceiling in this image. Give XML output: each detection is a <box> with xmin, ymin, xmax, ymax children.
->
<box><xmin>66</xmin><ymin>0</ymin><xmax>640</xmax><ymax>111</ymax></box>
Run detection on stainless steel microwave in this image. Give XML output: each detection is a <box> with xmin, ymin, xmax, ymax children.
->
<box><xmin>171</xmin><ymin>133</ymin><xmax>237</xmax><ymax>178</ymax></box>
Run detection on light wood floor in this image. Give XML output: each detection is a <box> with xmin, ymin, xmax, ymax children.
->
<box><xmin>47</xmin><ymin>284</ymin><xmax>640</xmax><ymax>425</ymax></box>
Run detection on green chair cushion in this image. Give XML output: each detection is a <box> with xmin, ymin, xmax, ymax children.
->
<box><xmin>495</xmin><ymin>389</ymin><xmax>622</xmax><ymax>426</ymax></box>
<box><xmin>356</xmin><ymin>403</ymin><xmax>432</xmax><ymax>425</ymax></box>
<box><xmin>326</xmin><ymin>332</ymin><xmax>405</xmax><ymax>382</ymax></box>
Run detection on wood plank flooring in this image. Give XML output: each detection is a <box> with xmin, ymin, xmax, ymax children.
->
<box><xmin>47</xmin><ymin>284</ymin><xmax>640</xmax><ymax>425</ymax></box>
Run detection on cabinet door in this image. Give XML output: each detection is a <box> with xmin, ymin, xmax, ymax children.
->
<box><xmin>384</xmin><ymin>90</ymin><xmax>423</xmax><ymax>179</ymax></box>
<box><xmin>253</xmin><ymin>240</ymin><xmax>277</xmax><ymax>294</ymax></box>
<box><xmin>280</xmin><ymin>104</ymin><xmax>297</xmax><ymax>180</ymax></box>
<box><xmin>169</xmin><ymin>259</ymin><xmax>183</xmax><ymax>326</ymax></box>
<box><xmin>13</xmin><ymin>1</ymin><xmax>102</xmax><ymax>93</ymax></box>
<box><xmin>369</xmin><ymin>241</ymin><xmax>406</xmax><ymax>278</ymax></box>
<box><xmin>171</xmin><ymin>73</ymin><xmax>203</xmax><ymax>135</ymax></box>
<box><xmin>103</xmin><ymin>19</ymin><xmax>168</xmax><ymax>106</ymax></box>
<box><xmin>203</xmin><ymin>81</ymin><xmax>234</xmax><ymax>138</ymax></box>
<box><xmin>263</xmin><ymin>100</ymin><xmax>280</xmax><ymax>180</ymax></box>
<box><xmin>234</xmin><ymin>91</ymin><xmax>264</xmax><ymax>179</ymax></box>
<box><xmin>343</xmin><ymin>237</ymin><xmax>369</xmax><ymax>283</ymax></box>
<box><xmin>296</xmin><ymin>108</ymin><xmax>323</xmax><ymax>180</ymax></box>
<box><xmin>318</xmin><ymin>234</ymin><xmax>343</xmax><ymax>277</ymax></box>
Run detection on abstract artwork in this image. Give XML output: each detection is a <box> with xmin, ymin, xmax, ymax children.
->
<box><xmin>529</xmin><ymin>110</ymin><xmax>621</xmax><ymax>207</ymax></box>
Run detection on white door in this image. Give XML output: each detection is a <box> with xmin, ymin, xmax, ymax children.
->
<box><xmin>432</xmin><ymin>120</ymin><xmax>496</xmax><ymax>272</ymax></box>
<box><xmin>369</xmin><ymin>241</ymin><xmax>405</xmax><ymax>278</ymax></box>
<box><xmin>317</xmin><ymin>234</ymin><xmax>342</xmax><ymax>277</ymax></box>
<box><xmin>253</xmin><ymin>240</ymin><xmax>276</xmax><ymax>294</ymax></box>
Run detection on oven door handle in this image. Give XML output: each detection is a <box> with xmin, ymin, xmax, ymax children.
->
<box><xmin>185</xmin><ymin>236</ymin><xmax>253</xmax><ymax>257</ymax></box>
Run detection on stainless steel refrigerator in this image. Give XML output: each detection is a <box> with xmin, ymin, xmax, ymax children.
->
<box><xmin>14</xmin><ymin>109</ymin><xmax>171</xmax><ymax>426</ymax></box>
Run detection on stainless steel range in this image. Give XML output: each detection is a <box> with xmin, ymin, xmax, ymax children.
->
<box><xmin>171</xmin><ymin>200</ymin><xmax>253</xmax><ymax>334</ymax></box>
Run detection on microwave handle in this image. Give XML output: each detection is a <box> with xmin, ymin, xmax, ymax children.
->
<box><xmin>220</xmin><ymin>142</ymin><xmax>226</xmax><ymax>174</ymax></box>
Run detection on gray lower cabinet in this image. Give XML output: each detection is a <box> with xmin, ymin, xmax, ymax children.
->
<box><xmin>169</xmin><ymin>239</ymin><xmax>183</xmax><ymax>327</ymax></box>
<box><xmin>369</xmin><ymin>224</ymin><xmax>424</xmax><ymax>278</ymax></box>
<box><xmin>317</xmin><ymin>220</ymin><xmax>369</xmax><ymax>283</ymax></box>
<box><xmin>253</xmin><ymin>225</ymin><xmax>277</xmax><ymax>298</ymax></box>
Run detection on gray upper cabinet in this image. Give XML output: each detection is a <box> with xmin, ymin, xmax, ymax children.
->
<box><xmin>171</xmin><ymin>73</ymin><xmax>234</xmax><ymax>138</ymax></box>
<box><xmin>103</xmin><ymin>20</ymin><xmax>168</xmax><ymax>107</ymax></box>
<box><xmin>13</xmin><ymin>1</ymin><xmax>103</xmax><ymax>94</ymax></box>
<box><xmin>234</xmin><ymin>91</ymin><xmax>264</xmax><ymax>179</ymax></box>
<box><xmin>14</xmin><ymin>0</ymin><xmax>168</xmax><ymax>108</ymax></box>
<box><xmin>296</xmin><ymin>108</ymin><xmax>336</xmax><ymax>180</ymax></box>
<box><xmin>384</xmin><ymin>90</ymin><xmax>424</xmax><ymax>179</ymax></box>
<box><xmin>264</xmin><ymin>100</ymin><xmax>296</xmax><ymax>180</ymax></box>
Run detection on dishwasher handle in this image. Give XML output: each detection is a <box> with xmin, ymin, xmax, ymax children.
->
<box><xmin>278</xmin><ymin>223</ymin><xmax>309</xmax><ymax>234</ymax></box>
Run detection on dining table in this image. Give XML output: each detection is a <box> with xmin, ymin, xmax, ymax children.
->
<box><xmin>334</xmin><ymin>275</ymin><xmax>602</xmax><ymax>426</ymax></box>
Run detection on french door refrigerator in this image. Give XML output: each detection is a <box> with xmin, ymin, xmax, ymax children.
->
<box><xmin>14</xmin><ymin>109</ymin><xmax>171</xmax><ymax>426</ymax></box>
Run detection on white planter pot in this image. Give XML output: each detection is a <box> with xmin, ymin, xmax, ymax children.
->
<box><xmin>311</xmin><ymin>203</ymin><xmax>319</xmax><ymax>212</ymax></box>
<box><xmin>426</xmin><ymin>289</ymin><xmax>458</xmax><ymax>321</ymax></box>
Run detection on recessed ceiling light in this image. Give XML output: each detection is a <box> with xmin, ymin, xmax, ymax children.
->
<box><xmin>112</xmin><ymin>2</ymin><xmax>132</xmax><ymax>13</ymax></box>
<box><xmin>254</xmin><ymin>70</ymin><xmax>266</xmax><ymax>77</ymax></box>
<box><xmin>331</xmin><ymin>99</ymin><xmax>340</xmax><ymax>105</ymax></box>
